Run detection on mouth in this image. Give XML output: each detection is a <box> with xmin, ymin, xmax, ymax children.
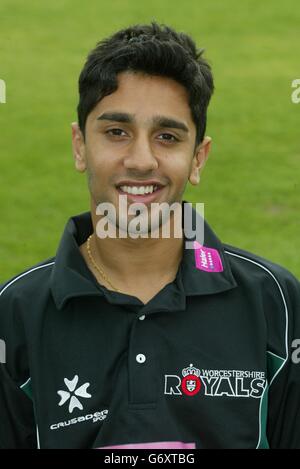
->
<box><xmin>116</xmin><ymin>182</ymin><xmax>166</xmax><ymax>203</ymax></box>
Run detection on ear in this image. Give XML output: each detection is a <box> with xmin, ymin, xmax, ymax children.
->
<box><xmin>71</xmin><ymin>122</ymin><xmax>87</xmax><ymax>173</ymax></box>
<box><xmin>188</xmin><ymin>136</ymin><xmax>212</xmax><ymax>186</ymax></box>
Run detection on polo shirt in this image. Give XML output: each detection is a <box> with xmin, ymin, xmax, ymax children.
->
<box><xmin>1</xmin><ymin>203</ymin><xmax>300</xmax><ymax>449</ymax></box>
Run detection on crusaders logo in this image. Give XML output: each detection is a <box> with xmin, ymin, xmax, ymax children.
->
<box><xmin>181</xmin><ymin>364</ymin><xmax>202</xmax><ymax>396</ymax></box>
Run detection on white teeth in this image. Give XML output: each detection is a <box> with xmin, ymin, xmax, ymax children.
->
<box><xmin>119</xmin><ymin>185</ymin><xmax>156</xmax><ymax>195</ymax></box>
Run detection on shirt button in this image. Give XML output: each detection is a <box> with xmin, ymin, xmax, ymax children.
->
<box><xmin>139</xmin><ymin>315</ymin><xmax>146</xmax><ymax>321</ymax></box>
<box><xmin>136</xmin><ymin>354</ymin><xmax>146</xmax><ymax>364</ymax></box>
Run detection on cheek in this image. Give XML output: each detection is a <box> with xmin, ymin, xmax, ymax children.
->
<box><xmin>86</xmin><ymin>147</ymin><xmax>112</xmax><ymax>180</ymax></box>
<box><xmin>165</xmin><ymin>154</ymin><xmax>193</xmax><ymax>184</ymax></box>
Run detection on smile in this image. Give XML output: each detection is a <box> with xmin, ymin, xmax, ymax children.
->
<box><xmin>119</xmin><ymin>185</ymin><xmax>159</xmax><ymax>195</ymax></box>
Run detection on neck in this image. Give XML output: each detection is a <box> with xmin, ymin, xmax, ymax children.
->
<box><xmin>87</xmin><ymin>202</ymin><xmax>184</xmax><ymax>288</ymax></box>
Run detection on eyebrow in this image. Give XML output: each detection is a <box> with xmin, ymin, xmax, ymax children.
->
<box><xmin>96</xmin><ymin>112</ymin><xmax>189</xmax><ymax>133</ymax></box>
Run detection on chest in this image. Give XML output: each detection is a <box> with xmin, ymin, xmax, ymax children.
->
<box><xmin>28</xmin><ymin>297</ymin><xmax>270</xmax><ymax>448</ymax></box>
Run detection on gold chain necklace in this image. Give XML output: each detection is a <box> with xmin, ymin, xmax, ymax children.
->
<box><xmin>86</xmin><ymin>234</ymin><xmax>120</xmax><ymax>292</ymax></box>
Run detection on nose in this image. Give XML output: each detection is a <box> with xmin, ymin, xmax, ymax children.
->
<box><xmin>123</xmin><ymin>133</ymin><xmax>159</xmax><ymax>172</ymax></box>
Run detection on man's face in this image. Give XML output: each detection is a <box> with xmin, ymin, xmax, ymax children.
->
<box><xmin>72</xmin><ymin>71</ymin><xmax>211</xmax><ymax>233</ymax></box>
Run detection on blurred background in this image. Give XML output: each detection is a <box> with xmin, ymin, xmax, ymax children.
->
<box><xmin>0</xmin><ymin>0</ymin><xmax>299</xmax><ymax>281</ymax></box>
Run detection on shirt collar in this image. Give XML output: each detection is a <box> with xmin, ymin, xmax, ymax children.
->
<box><xmin>180</xmin><ymin>204</ymin><xmax>237</xmax><ymax>297</ymax></box>
<box><xmin>50</xmin><ymin>212</ymin><xmax>101</xmax><ymax>309</ymax></box>
<box><xmin>51</xmin><ymin>203</ymin><xmax>237</xmax><ymax>310</ymax></box>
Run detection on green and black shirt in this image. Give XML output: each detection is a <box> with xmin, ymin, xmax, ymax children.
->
<box><xmin>1</xmin><ymin>205</ymin><xmax>300</xmax><ymax>448</ymax></box>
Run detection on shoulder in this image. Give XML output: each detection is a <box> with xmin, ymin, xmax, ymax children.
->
<box><xmin>223</xmin><ymin>243</ymin><xmax>300</xmax><ymax>303</ymax></box>
<box><xmin>0</xmin><ymin>257</ymin><xmax>55</xmax><ymax>304</ymax></box>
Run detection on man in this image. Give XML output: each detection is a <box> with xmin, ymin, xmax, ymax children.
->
<box><xmin>0</xmin><ymin>22</ymin><xmax>300</xmax><ymax>449</ymax></box>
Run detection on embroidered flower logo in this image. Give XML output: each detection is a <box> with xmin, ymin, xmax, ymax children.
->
<box><xmin>57</xmin><ymin>375</ymin><xmax>91</xmax><ymax>413</ymax></box>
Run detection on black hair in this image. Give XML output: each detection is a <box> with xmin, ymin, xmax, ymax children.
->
<box><xmin>77</xmin><ymin>21</ymin><xmax>214</xmax><ymax>149</ymax></box>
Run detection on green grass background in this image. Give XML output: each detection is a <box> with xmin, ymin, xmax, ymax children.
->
<box><xmin>0</xmin><ymin>0</ymin><xmax>299</xmax><ymax>281</ymax></box>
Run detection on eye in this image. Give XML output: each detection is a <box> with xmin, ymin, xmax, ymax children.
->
<box><xmin>157</xmin><ymin>133</ymin><xmax>179</xmax><ymax>143</ymax></box>
<box><xmin>105</xmin><ymin>128</ymin><xmax>127</xmax><ymax>137</ymax></box>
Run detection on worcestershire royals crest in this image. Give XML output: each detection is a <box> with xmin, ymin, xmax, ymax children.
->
<box><xmin>181</xmin><ymin>364</ymin><xmax>202</xmax><ymax>396</ymax></box>
<box><xmin>164</xmin><ymin>364</ymin><xmax>266</xmax><ymax>398</ymax></box>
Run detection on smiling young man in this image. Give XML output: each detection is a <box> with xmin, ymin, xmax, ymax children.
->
<box><xmin>1</xmin><ymin>22</ymin><xmax>300</xmax><ymax>449</ymax></box>
<box><xmin>74</xmin><ymin>70</ymin><xmax>211</xmax><ymax>304</ymax></box>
